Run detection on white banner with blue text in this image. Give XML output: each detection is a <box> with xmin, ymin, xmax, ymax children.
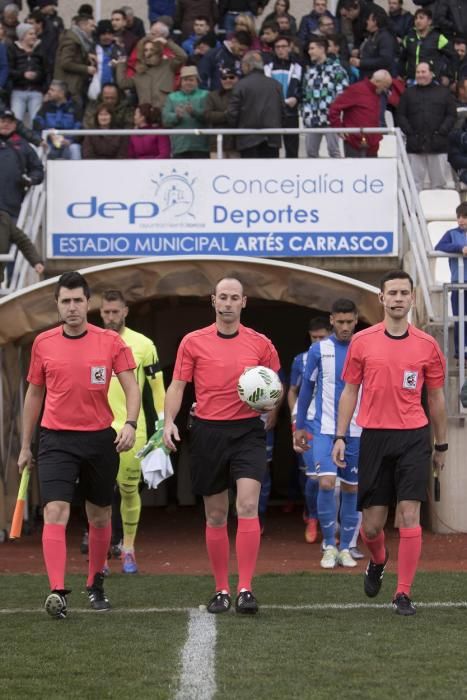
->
<box><xmin>47</xmin><ymin>158</ymin><xmax>397</xmax><ymax>258</ymax></box>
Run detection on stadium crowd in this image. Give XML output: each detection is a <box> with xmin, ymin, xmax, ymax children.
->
<box><xmin>0</xmin><ymin>0</ymin><xmax>465</xmax><ymax>174</ymax></box>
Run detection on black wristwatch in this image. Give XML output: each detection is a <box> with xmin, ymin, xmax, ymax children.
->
<box><xmin>333</xmin><ymin>436</ymin><xmax>347</xmax><ymax>444</ymax></box>
<box><xmin>125</xmin><ymin>420</ymin><xmax>137</xmax><ymax>429</ymax></box>
<box><xmin>434</xmin><ymin>443</ymin><xmax>448</xmax><ymax>452</ymax></box>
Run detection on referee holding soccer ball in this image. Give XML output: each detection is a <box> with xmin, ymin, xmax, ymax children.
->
<box><xmin>163</xmin><ymin>277</ymin><xmax>281</xmax><ymax>615</ymax></box>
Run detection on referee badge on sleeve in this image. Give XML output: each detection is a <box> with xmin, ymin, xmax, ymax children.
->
<box><xmin>403</xmin><ymin>370</ymin><xmax>418</xmax><ymax>389</ymax></box>
<box><xmin>91</xmin><ymin>366</ymin><xmax>106</xmax><ymax>384</ymax></box>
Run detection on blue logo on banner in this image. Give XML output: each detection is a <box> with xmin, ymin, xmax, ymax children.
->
<box><xmin>151</xmin><ymin>170</ymin><xmax>196</xmax><ymax>219</ymax></box>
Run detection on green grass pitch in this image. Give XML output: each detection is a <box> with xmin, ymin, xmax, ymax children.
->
<box><xmin>1</xmin><ymin>572</ymin><xmax>467</xmax><ymax>699</ymax></box>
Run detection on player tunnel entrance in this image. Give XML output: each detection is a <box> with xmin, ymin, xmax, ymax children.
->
<box><xmin>0</xmin><ymin>257</ymin><xmax>381</xmax><ymax>509</ymax></box>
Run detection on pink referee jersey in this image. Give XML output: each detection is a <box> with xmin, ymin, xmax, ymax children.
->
<box><xmin>173</xmin><ymin>323</ymin><xmax>281</xmax><ymax>420</ymax></box>
<box><xmin>342</xmin><ymin>322</ymin><xmax>446</xmax><ymax>429</ymax></box>
<box><xmin>27</xmin><ymin>324</ymin><xmax>136</xmax><ymax>431</ymax></box>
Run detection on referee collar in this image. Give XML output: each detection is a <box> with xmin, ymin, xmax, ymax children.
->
<box><xmin>217</xmin><ymin>330</ymin><xmax>239</xmax><ymax>339</ymax></box>
<box><xmin>62</xmin><ymin>329</ymin><xmax>88</xmax><ymax>339</ymax></box>
<box><xmin>384</xmin><ymin>329</ymin><xmax>409</xmax><ymax>340</ymax></box>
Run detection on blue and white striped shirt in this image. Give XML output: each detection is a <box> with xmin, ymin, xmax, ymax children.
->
<box><xmin>296</xmin><ymin>335</ymin><xmax>361</xmax><ymax>436</ymax></box>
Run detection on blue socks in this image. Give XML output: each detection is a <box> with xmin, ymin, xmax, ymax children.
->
<box><xmin>318</xmin><ymin>488</ymin><xmax>336</xmax><ymax>546</ymax></box>
<box><xmin>305</xmin><ymin>478</ymin><xmax>319</xmax><ymax>519</ymax></box>
<box><xmin>339</xmin><ymin>490</ymin><xmax>359</xmax><ymax>551</ymax></box>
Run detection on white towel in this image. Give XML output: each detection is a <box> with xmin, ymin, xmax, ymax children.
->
<box><xmin>141</xmin><ymin>447</ymin><xmax>174</xmax><ymax>489</ymax></box>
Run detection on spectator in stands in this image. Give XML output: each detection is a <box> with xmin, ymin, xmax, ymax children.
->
<box><xmin>111</xmin><ymin>8</ymin><xmax>138</xmax><ymax>57</ymax></box>
<box><xmin>387</xmin><ymin>0</ymin><xmax>413</xmax><ymax>43</ymax></box>
<box><xmin>77</xmin><ymin>4</ymin><xmax>93</xmax><ymax>18</ymax></box>
<box><xmin>182</xmin><ymin>16</ymin><xmax>213</xmax><ymax>55</ymax></box>
<box><xmin>339</xmin><ymin>0</ymin><xmax>382</xmax><ymax>51</ymax></box>
<box><xmin>277</xmin><ymin>14</ymin><xmax>297</xmax><ymax>39</ymax></box>
<box><xmin>259</xmin><ymin>20</ymin><xmax>280</xmax><ymax>55</ymax></box>
<box><xmin>27</xmin><ymin>5</ymin><xmax>63</xmax><ymax>86</ymax></box>
<box><xmin>453</xmin><ymin>109</ymin><xmax>467</xmax><ymax>163</ymax></box>
<box><xmin>147</xmin><ymin>0</ymin><xmax>176</xmax><ymax>25</ymax></box>
<box><xmin>0</xmin><ymin>25</ymin><xmax>8</xmax><ymax>111</ymax></box>
<box><xmin>0</xmin><ymin>210</ymin><xmax>44</xmax><ymax>286</ymax></box>
<box><xmin>191</xmin><ymin>33</ymin><xmax>219</xmax><ymax>67</ymax></box>
<box><xmin>8</xmin><ymin>23</ymin><xmax>46</xmax><ymax>125</ymax></box>
<box><xmin>329</xmin><ymin>69</ymin><xmax>393</xmax><ymax>157</ymax></box>
<box><xmin>128</xmin><ymin>102</ymin><xmax>170</xmax><ymax>158</ymax></box>
<box><xmin>121</xmin><ymin>6</ymin><xmax>146</xmax><ymax>41</ymax></box>
<box><xmin>2</xmin><ymin>3</ymin><xmax>20</xmax><ymax>44</ymax></box>
<box><xmin>434</xmin><ymin>201</ymin><xmax>467</xmax><ymax>360</ymax></box>
<box><xmin>455</xmin><ymin>74</ymin><xmax>467</xmax><ymax>108</ymax></box>
<box><xmin>115</xmin><ymin>36</ymin><xmax>186</xmax><ymax>109</ymax></box>
<box><xmin>397</xmin><ymin>61</ymin><xmax>456</xmax><ymax>189</ymax></box>
<box><xmin>264</xmin><ymin>35</ymin><xmax>302</xmax><ymax>158</ymax></box>
<box><xmin>437</xmin><ymin>0</ymin><xmax>467</xmax><ymax>42</ymax></box>
<box><xmin>234</xmin><ymin>13</ymin><xmax>261</xmax><ymax>50</ymax></box>
<box><xmin>261</xmin><ymin>0</ymin><xmax>297</xmax><ymax>37</ymax></box>
<box><xmin>126</xmin><ymin>19</ymin><xmax>179</xmax><ymax>79</ymax></box>
<box><xmin>37</xmin><ymin>0</ymin><xmax>64</xmax><ymax>33</ymax></box>
<box><xmin>83</xmin><ymin>83</ymin><xmax>134</xmax><ymax>129</ymax></box>
<box><xmin>315</xmin><ymin>15</ymin><xmax>350</xmax><ymax>62</ymax></box>
<box><xmin>176</xmin><ymin>1</ymin><xmax>218</xmax><ymax>41</ymax></box>
<box><xmin>302</xmin><ymin>36</ymin><xmax>348</xmax><ymax>158</ymax></box>
<box><xmin>199</xmin><ymin>30</ymin><xmax>252</xmax><ymax>90</ymax></box>
<box><xmin>219</xmin><ymin>1</ymin><xmax>258</xmax><ymax>34</ymax></box>
<box><xmin>299</xmin><ymin>0</ymin><xmax>335</xmax><ymax>50</ymax></box>
<box><xmin>33</xmin><ymin>79</ymin><xmax>82</xmax><ymax>160</ymax></box>
<box><xmin>401</xmin><ymin>9</ymin><xmax>454</xmax><ymax>85</ymax></box>
<box><xmin>327</xmin><ymin>33</ymin><xmax>354</xmax><ymax>79</ymax></box>
<box><xmin>54</xmin><ymin>13</ymin><xmax>96</xmax><ymax>106</ymax></box>
<box><xmin>162</xmin><ymin>65</ymin><xmax>209</xmax><ymax>158</ymax></box>
<box><xmin>205</xmin><ymin>66</ymin><xmax>240</xmax><ymax>157</ymax></box>
<box><xmin>350</xmin><ymin>8</ymin><xmax>398</xmax><ymax>79</ymax></box>
<box><xmin>87</xmin><ymin>20</ymin><xmax>121</xmax><ymax>102</ymax></box>
<box><xmin>227</xmin><ymin>50</ymin><xmax>284</xmax><ymax>158</ymax></box>
<box><xmin>82</xmin><ymin>104</ymin><xmax>128</xmax><ymax>160</ymax></box>
<box><xmin>0</xmin><ymin>108</ymin><xmax>44</xmax><ymax>220</ymax></box>
<box><xmin>453</xmin><ymin>37</ymin><xmax>467</xmax><ymax>85</ymax></box>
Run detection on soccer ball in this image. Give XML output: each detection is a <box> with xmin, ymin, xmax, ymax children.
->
<box><xmin>237</xmin><ymin>366</ymin><xmax>283</xmax><ymax>412</ymax></box>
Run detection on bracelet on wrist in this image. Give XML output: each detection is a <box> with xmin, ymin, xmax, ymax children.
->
<box><xmin>434</xmin><ymin>443</ymin><xmax>448</xmax><ymax>452</ymax></box>
<box><xmin>125</xmin><ymin>420</ymin><xmax>137</xmax><ymax>429</ymax></box>
<box><xmin>333</xmin><ymin>436</ymin><xmax>347</xmax><ymax>444</ymax></box>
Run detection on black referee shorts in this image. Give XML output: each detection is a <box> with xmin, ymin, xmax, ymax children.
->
<box><xmin>38</xmin><ymin>427</ymin><xmax>119</xmax><ymax>507</ymax></box>
<box><xmin>189</xmin><ymin>417</ymin><xmax>267</xmax><ymax>496</ymax></box>
<box><xmin>357</xmin><ymin>425</ymin><xmax>432</xmax><ymax>510</ymax></box>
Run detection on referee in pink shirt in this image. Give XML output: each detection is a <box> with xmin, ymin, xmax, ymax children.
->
<box><xmin>332</xmin><ymin>270</ymin><xmax>448</xmax><ymax>616</ymax></box>
<box><xmin>163</xmin><ymin>277</ymin><xmax>281</xmax><ymax>615</ymax></box>
<box><xmin>17</xmin><ymin>272</ymin><xmax>140</xmax><ymax>619</ymax></box>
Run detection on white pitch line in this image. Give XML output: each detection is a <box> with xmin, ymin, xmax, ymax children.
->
<box><xmin>1</xmin><ymin>601</ymin><xmax>467</xmax><ymax>614</ymax></box>
<box><xmin>175</xmin><ymin>609</ymin><xmax>217</xmax><ymax>700</ymax></box>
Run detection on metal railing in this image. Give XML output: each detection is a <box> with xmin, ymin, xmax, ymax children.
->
<box><xmin>0</xmin><ymin>147</ymin><xmax>46</xmax><ymax>295</ymax></box>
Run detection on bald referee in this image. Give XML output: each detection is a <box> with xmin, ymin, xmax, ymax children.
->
<box><xmin>17</xmin><ymin>272</ymin><xmax>140</xmax><ymax>619</ymax></box>
<box><xmin>332</xmin><ymin>270</ymin><xmax>447</xmax><ymax>616</ymax></box>
<box><xmin>163</xmin><ymin>277</ymin><xmax>281</xmax><ymax>615</ymax></box>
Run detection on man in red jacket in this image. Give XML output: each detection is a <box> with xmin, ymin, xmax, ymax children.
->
<box><xmin>328</xmin><ymin>69</ymin><xmax>392</xmax><ymax>157</ymax></box>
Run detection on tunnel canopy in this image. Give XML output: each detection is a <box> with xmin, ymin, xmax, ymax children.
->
<box><xmin>0</xmin><ymin>256</ymin><xmax>381</xmax><ymax>346</ymax></box>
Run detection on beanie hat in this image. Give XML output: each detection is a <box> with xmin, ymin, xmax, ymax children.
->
<box><xmin>96</xmin><ymin>19</ymin><xmax>113</xmax><ymax>36</ymax></box>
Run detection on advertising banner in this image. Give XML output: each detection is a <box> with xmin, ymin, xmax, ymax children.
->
<box><xmin>47</xmin><ymin>159</ymin><xmax>397</xmax><ymax>258</ymax></box>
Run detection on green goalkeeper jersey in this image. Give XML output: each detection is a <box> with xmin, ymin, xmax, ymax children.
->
<box><xmin>108</xmin><ymin>326</ymin><xmax>165</xmax><ymax>435</ymax></box>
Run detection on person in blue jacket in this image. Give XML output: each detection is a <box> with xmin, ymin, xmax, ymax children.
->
<box><xmin>435</xmin><ymin>201</ymin><xmax>467</xmax><ymax>359</ymax></box>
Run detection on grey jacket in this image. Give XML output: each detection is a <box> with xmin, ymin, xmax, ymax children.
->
<box><xmin>227</xmin><ymin>69</ymin><xmax>284</xmax><ymax>151</ymax></box>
